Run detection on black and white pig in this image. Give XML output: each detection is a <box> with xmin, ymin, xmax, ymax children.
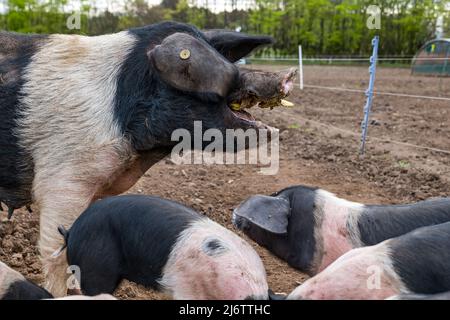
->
<box><xmin>57</xmin><ymin>195</ymin><xmax>269</xmax><ymax>300</ymax></box>
<box><xmin>287</xmin><ymin>222</ymin><xmax>450</xmax><ymax>300</ymax></box>
<box><xmin>0</xmin><ymin>261</ymin><xmax>53</xmax><ymax>300</ymax></box>
<box><xmin>232</xmin><ymin>185</ymin><xmax>450</xmax><ymax>275</ymax></box>
<box><xmin>0</xmin><ymin>22</ymin><xmax>292</xmax><ymax>296</ymax></box>
<box><xmin>1</xmin><ymin>261</ymin><xmax>117</xmax><ymax>300</ymax></box>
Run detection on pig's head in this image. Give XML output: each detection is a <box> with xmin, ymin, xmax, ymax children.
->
<box><xmin>119</xmin><ymin>22</ymin><xmax>287</xmax><ymax>152</ymax></box>
<box><xmin>159</xmin><ymin>218</ymin><xmax>269</xmax><ymax>300</ymax></box>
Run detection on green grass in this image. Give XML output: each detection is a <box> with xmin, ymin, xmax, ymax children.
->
<box><xmin>288</xmin><ymin>123</ymin><xmax>301</xmax><ymax>129</ymax></box>
<box><xmin>397</xmin><ymin>160</ymin><xmax>411</xmax><ymax>169</ymax></box>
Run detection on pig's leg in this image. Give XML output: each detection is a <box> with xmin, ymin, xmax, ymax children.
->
<box><xmin>33</xmin><ymin>145</ymin><xmax>132</xmax><ymax>297</ymax></box>
<box><xmin>36</xmin><ymin>180</ymin><xmax>95</xmax><ymax>297</ymax></box>
<box><xmin>36</xmin><ymin>149</ymin><xmax>167</xmax><ymax>296</ymax></box>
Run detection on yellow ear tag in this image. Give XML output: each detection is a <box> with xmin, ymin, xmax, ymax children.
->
<box><xmin>230</xmin><ymin>103</ymin><xmax>241</xmax><ymax>111</ymax></box>
<box><xmin>180</xmin><ymin>49</ymin><xmax>191</xmax><ymax>60</ymax></box>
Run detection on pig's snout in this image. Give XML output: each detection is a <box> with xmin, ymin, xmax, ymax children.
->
<box><xmin>280</xmin><ymin>68</ymin><xmax>297</xmax><ymax>96</ymax></box>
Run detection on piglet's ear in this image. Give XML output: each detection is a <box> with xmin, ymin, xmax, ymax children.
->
<box><xmin>204</xmin><ymin>30</ymin><xmax>274</xmax><ymax>62</ymax></box>
<box><xmin>148</xmin><ymin>32</ymin><xmax>237</xmax><ymax>97</ymax></box>
<box><xmin>233</xmin><ymin>195</ymin><xmax>290</xmax><ymax>234</ymax></box>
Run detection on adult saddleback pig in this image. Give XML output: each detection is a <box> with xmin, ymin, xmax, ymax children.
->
<box><xmin>57</xmin><ymin>195</ymin><xmax>269</xmax><ymax>300</ymax></box>
<box><xmin>287</xmin><ymin>222</ymin><xmax>450</xmax><ymax>299</ymax></box>
<box><xmin>233</xmin><ymin>185</ymin><xmax>450</xmax><ymax>276</ymax></box>
<box><xmin>0</xmin><ymin>21</ymin><xmax>295</xmax><ymax>296</ymax></box>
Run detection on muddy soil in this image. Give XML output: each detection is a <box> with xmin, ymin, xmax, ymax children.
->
<box><xmin>1</xmin><ymin>65</ymin><xmax>449</xmax><ymax>299</ymax></box>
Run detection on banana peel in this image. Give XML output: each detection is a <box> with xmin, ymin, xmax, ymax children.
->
<box><xmin>229</xmin><ymin>99</ymin><xmax>294</xmax><ymax>111</ymax></box>
<box><xmin>280</xmin><ymin>99</ymin><xmax>294</xmax><ymax>107</ymax></box>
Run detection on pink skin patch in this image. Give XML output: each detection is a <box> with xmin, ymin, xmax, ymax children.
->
<box><xmin>288</xmin><ymin>243</ymin><xmax>404</xmax><ymax>300</ymax></box>
<box><xmin>159</xmin><ymin>219</ymin><xmax>269</xmax><ymax>300</ymax></box>
<box><xmin>316</xmin><ymin>195</ymin><xmax>360</xmax><ymax>273</ymax></box>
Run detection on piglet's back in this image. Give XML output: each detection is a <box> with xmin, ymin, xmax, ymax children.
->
<box><xmin>65</xmin><ymin>194</ymin><xmax>203</xmax><ymax>293</ymax></box>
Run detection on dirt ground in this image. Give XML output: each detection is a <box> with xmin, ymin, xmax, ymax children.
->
<box><xmin>1</xmin><ymin>65</ymin><xmax>449</xmax><ymax>299</ymax></box>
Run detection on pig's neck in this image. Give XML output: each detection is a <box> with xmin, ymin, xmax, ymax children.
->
<box><xmin>313</xmin><ymin>190</ymin><xmax>364</xmax><ymax>274</ymax></box>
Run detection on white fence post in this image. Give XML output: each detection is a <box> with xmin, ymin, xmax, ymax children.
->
<box><xmin>298</xmin><ymin>45</ymin><xmax>304</xmax><ymax>90</ymax></box>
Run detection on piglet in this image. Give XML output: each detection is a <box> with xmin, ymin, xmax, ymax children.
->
<box><xmin>58</xmin><ymin>195</ymin><xmax>269</xmax><ymax>300</ymax></box>
<box><xmin>0</xmin><ymin>261</ymin><xmax>53</xmax><ymax>300</ymax></box>
<box><xmin>287</xmin><ymin>222</ymin><xmax>450</xmax><ymax>300</ymax></box>
<box><xmin>233</xmin><ymin>185</ymin><xmax>450</xmax><ymax>275</ymax></box>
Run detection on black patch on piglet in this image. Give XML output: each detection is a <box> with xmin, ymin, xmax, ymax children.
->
<box><xmin>389</xmin><ymin>222</ymin><xmax>450</xmax><ymax>294</ymax></box>
<box><xmin>358</xmin><ymin>198</ymin><xmax>450</xmax><ymax>246</ymax></box>
<box><xmin>202</xmin><ymin>237</ymin><xmax>228</xmax><ymax>256</ymax></box>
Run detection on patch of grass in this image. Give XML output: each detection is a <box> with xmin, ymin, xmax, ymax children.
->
<box><xmin>397</xmin><ymin>160</ymin><xmax>411</xmax><ymax>169</ymax></box>
<box><xmin>288</xmin><ymin>123</ymin><xmax>301</xmax><ymax>129</ymax></box>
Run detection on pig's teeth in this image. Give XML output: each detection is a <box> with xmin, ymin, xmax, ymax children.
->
<box><xmin>281</xmin><ymin>99</ymin><xmax>294</xmax><ymax>107</ymax></box>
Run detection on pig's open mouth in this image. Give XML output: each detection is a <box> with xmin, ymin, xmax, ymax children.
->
<box><xmin>230</xmin><ymin>108</ymin><xmax>256</xmax><ymax>123</ymax></box>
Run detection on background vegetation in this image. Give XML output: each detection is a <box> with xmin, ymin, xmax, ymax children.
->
<box><xmin>0</xmin><ymin>0</ymin><xmax>449</xmax><ymax>56</ymax></box>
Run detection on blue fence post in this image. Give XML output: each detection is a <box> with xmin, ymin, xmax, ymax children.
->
<box><xmin>360</xmin><ymin>36</ymin><xmax>379</xmax><ymax>155</ymax></box>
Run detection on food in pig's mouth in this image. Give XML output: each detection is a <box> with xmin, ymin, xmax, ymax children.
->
<box><xmin>228</xmin><ymin>68</ymin><xmax>297</xmax><ymax>123</ymax></box>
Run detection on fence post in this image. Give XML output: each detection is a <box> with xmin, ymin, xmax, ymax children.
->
<box><xmin>360</xmin><ymin>36</ymin><xmax>379</xmax><ymax>155</ymax></box>
<box><xmin>298</xmin><ymin>45</ymin><xmax>304</xmax><ymax>90</ymax></box>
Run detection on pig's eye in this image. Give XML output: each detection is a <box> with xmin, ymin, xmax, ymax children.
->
<box><xmin>201</xmin><ymin>237</ymin><xmax>228</xmax><ymax>256</ymax></box>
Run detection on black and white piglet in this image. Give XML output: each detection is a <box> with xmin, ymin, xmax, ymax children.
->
<box><xmin>287</xmin><ymin>222</ymin><xmax>450</xmax><ymax>299</ymax></box>
<box><xmin>233</xmin><ymin>185</ymin><xmax>450</xmax><ymax>275</ymax></box>
<box><xmin>58</xmin><ymin>195</ymin><xmax>269</xmax><ymax>300</ymax></box>
<box><xmin>1</xmin><ymin>261</ymin><xmax>116</xmax><ymax>300</ymax></box>
<box><xmin>0</xmin><ymin>261</ymin><xmax>52</xmax><ymax>300</ymax></box>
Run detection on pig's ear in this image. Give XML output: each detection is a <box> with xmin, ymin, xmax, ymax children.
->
<box><xmin>204</xmin><ymin>30</ymin><xmax>274</xmax><ymax>62</ymax></box>
<box><xmin>148</xmin><ymin>32</ymin><xmax>237</xmax><ymax>97</ymax></box>
<box><xmin>233</xmin><ymin>195</ymin><xmax>290</xmax><ymax>234</ymax></box>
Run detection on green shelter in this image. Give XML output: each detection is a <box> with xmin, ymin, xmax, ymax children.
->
<box><xmin>412</xmin><ymin>39</ymin><xmax>450</xmax><ymax>76</ymax></box>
